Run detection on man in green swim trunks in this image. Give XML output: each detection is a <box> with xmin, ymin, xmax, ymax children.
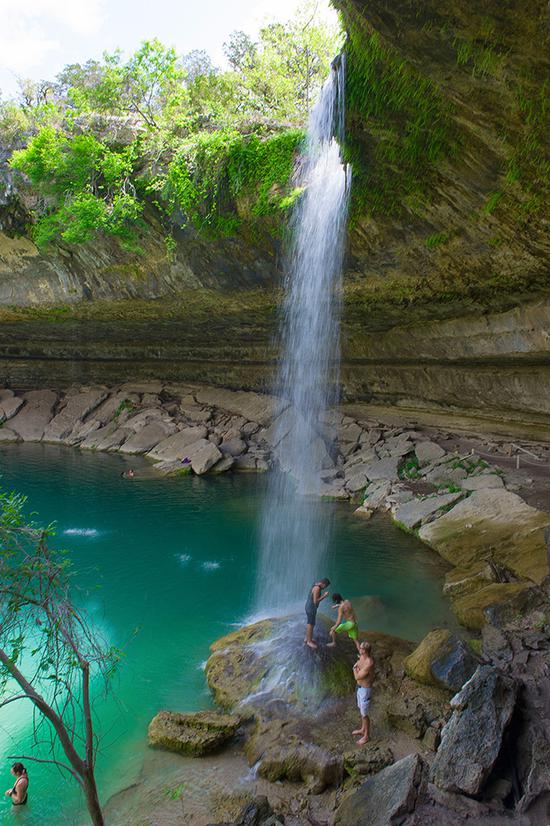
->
<box><xmin>327</xmin><ymin>593</ymin><xmax>360</xmax><ymax>652</ymax></box>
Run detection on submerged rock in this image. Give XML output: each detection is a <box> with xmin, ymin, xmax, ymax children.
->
<box><xmin>147</xmin><ymin>710</ymin><xmax>241</xmax><ymax>756</ymax></box>
<box><xmin>404</xmin><ymin>629</ymin><xmax>479</xmax><ymax>692</ymax></box>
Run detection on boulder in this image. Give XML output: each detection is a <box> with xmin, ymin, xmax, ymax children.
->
<box><xmin>363</xmin><ymin>479</ymin><xmax>392</xmax><ymax>510</ymax></box>
<box><xmin>333</xmin><ymin>753</ymin><xmax>427</xmax><ymax>826</ymax></box>
<box><xmin>319</xmin><ymin>481</ymin><xmax>349</xmax><ymax>499</ymax></box>
<box><xmin>148</xmin><ymin>426</ymin><xmax>208</xmax><ymax>462</ymax></box>
<box><xmin>206</xmin><ymin>617</ymin><xmax>357</xmax><ymax>713</ymax></box>
<box><xmin>220</xmin><ymin>437</ymin><xmax>247</xmax><ymax>457</ymax></box>
<box><xmin>345</xmin><ymin>471</ymin><xmax>368</xmax><ymax>493</ymax></box>
<box><xmin>363</xmin><ymin>456</ymin><xmax>400</xmax><ymax>482</ymax></box>
<box><xmin>8</xmin><ymin>390</ymin><xmax>57</xmax><ymax>441</ymax></box>
<box><xmin>0</xmin><ymin>427</ymin><xmax>19</xmax><ymax>442</ymax></box>
<box><xmin>451</xmin><ymin>582</ymin><xmax>530</xmax><ymax>630</ymax></box>
<box><xmin>119</xmin><ymin>420</ymin><xmax>177</xmax><ymax>454</ymax></box>
<box><xmin>179</xmin><ymin>403</ymin><xmax>212</xmax><ymax>423</ymax></box>
<box><xmin>233</xmin><ymin>454</ymin><xmax>260</xmax><ymax>471</ymax></box>
<box><xmin>344</xmin><ymin>448</ymin><xmax>378</xmax><ymax>470</ymax></box>
<box><xmin>394</xmin><ymin>492</ymin><xmax>462</xmax><ymax>531</ymax></box>
<box><xmin>0</xmin><ymin>392</ymin><xmax>23</xmax><ymax>421</ymax></box>
<box><xmin>415</xmin><ymin>441</ymin><xmax>446</xmax><ymax>466</ymax></box>
<box><xmin>246</xmin><ymin>717</ymin><xmax>343</xmax><ymax>793</ymax></box>
<box><xmin>461</xmin><ymin>473</ymin><xmax>504</xmax><ymax>491</ymax></box>
<box><xmin>344</xmin><ymin>743</ymin><xmax>394</xmax><ymax>777</ymax></box>
<box><xmin>191</xmin><ymin>441</ymin><xmax>223</xmax><ymax>474</ymax></box>
<box><xmin>148</xmin><ymin>710</ymin><xmax>240</xmax><ymax>756</ymax></box>
<box><xmin>210</xmin><ymin>796</ymin><xmax>283</xmax><ymax>826</ymax></box>
<box><xmin>211</xmin><ymin>456</ymin><xmax>235</xmax><ymax>473</ymax></box>
<box><xmin>194</xmin><ymin>388</ymin><xmax>279</xmax><ymax>427</ymax></box>
<box><xmin>379</xmin><ymin>438</ymin><xmax>413</xmax><ymax>458</ymax></box>
<box><xmin>42</xmin><ymin>389</ymin><xmax>108</xmax><ymax>443</ymax></box>
<box><xmin>431</xmin><ymin>665</ymin><xmax>517</xmax><ymax>795</ymax></box>
<box><xmin>86</xmin><ymin>391</ymin><xmax>134</xmax><ymax>426</ymax></box>
<box><xmin>419</xmin><ymin>489</ymin><xmax>550</xmax><ymax>586</ymax></box>
<box><xmin>124</xmin><ymin>408</ymin><xmax>165</xmax><ymax>431</ymax></box>
<box><xmin>404</xmin><ymin>629</ymin><xmax>479</xmax><ymax>692</ymax></box>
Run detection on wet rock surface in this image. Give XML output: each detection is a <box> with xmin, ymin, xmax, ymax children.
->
<box><xmin>148</xmin><ymin>710</ymin><xmax>241</xmax><ymax>757</ymax></box>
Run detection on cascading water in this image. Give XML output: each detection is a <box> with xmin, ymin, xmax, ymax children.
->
<box><xmin>256</xmin><ymin>56</ymin><xmax>351</xmax><ymax>616</ymax></box>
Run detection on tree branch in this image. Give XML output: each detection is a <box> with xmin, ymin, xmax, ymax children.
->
<box><xmin>6</xmin><ymin>754</ymin><xmax>83</xmax><ymax>786</ymax></box>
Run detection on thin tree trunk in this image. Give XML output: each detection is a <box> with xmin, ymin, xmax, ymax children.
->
<box><xmin>83</xmin><ymin>771</ymin><xmax>105</xmax><ymax>826</ymax></box>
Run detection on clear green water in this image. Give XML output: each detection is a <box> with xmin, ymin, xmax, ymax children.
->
<box><xmin>0</xmin><ymin>444</ymin><xmax>454</xmax><ymax>825</ymax></box>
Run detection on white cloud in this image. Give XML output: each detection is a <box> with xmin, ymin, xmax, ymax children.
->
<box><xmin>0</xmin><ymin>0</ymin><xmax>105</xmax><ymax>76</ymax></box>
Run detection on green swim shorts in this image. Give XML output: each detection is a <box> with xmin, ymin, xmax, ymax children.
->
<box><xmin>335</xmin><ymin>620</ymin><xmax>358</xmax><ymax>640</ymax></box>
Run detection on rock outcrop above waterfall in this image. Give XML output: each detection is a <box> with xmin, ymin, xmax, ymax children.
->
<box><xmin>1</xmin><ymin>0</ymin><xmax>549</xmax><ymax>431</ymax></box>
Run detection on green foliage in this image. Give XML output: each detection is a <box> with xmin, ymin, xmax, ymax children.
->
<box><xmin>399</xmin><ymin>455</ymin><xmax>421</xmax><ymax>480</ymax></box>
<box><xmin>10</xmin><ymin>127</ymin><xmax>144</xmax><ymax>248</ymax></box>
<box><xmin>164</xmin><ymin>783</ymin><xmax>187</xmax><ymax>800</ymax></box>
<box><xmin>454</xmin><ymin>37</ymin><xmax>506</xmax><ymax>78</ymax></box>
<box><xmin>341</xmin><ymin>20</ymin><xmax>454</xmax><ymax>216</ymax></box>
<box><xmin>113</xmin><ymin>399</ymin><xmax>135</xmax><ymax>419</ymax></box>
<box><xmin>482</xmin><ymin>191</ymin><xmax>503</xmax><ymax>215</ymax></box>
<box><xmin>4</xmin><ymin>2</ymin><xmax>338</xmax><ymax>246</ymax></box>
<box><xmin>425</xmin><ymin>231</ymin><xmax>449</xmax><ymax>249</ymax></box>
<box><xmin>162</xmin><ymin>128</ymin><xmax>304</xmax><ymax>234</ymax></box>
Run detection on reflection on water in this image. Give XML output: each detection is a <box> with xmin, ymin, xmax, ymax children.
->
<box><xmin>0</xmin><ymin>444</ymin><xmax>454</xmax><ymax>824</ymax></box>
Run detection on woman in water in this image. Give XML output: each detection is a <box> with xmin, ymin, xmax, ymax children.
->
<box><xmin>5</xmin><ymin>763</ymin><xmax>28</xmax><ymax>806</ymax></box>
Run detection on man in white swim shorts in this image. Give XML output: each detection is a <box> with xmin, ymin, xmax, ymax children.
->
<box><xmin>352</xmin><ymin>640</ymin><xmax>375</xmax><ymax>745</ymax></box>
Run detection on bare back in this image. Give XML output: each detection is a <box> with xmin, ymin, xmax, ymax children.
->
<box><xmin>341</xmin><ymin>599</ymin><xmax>357</xmax><ymax>623</ymax></box>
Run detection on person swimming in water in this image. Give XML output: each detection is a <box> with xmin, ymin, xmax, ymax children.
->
<box><xmin>328</xmin><ymin>593</ymin><xmax>360</xmax><ymax>652</ymax></box>
<box><xmin>5</xmin><ymin>763</ymin><xmax>28</xmax><ymax>806</ymax></box>
<box><xmin>304</xmin><ymin>578</ymin><xmax>330</xmax><ymax>649</ymax></box>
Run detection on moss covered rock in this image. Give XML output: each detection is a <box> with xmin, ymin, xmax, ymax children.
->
<box><xmin>206</xmin><ymin>616</ymin><xmax>357</xmax><ymax>714</ymax></box>
<box><xmin>147</xmin><ymin>709</ymin><xmax>241</xmax><ymax>756</ymax></box>
<box><xmin>404</xmin><ymin>629</ymin><xmax>479</xmax><ymax>692</ymax></box>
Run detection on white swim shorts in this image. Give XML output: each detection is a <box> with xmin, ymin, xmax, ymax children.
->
<box><xmin>357</xmin><ymin>686</ymin><xmax>372</xmax><ymax>717</ymax></box>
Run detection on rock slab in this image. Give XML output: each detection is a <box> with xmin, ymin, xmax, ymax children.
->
<box><xmin>333</xmin><ymin>753</ymin><xmax>427</xmax><ymax>826</ymax></box>
<box><xmin>148</xmin><ymin>710</ymin><xmax>240</xmax><ymax>756</ymax></box>
<box><xmin>431</xmin><ymin>665</ymin><xmax>517</xmax><ymax>795</ymax></box>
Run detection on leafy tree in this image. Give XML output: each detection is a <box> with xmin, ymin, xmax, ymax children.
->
<box><xmin>10</xmin><ymin>127</ymin><xmax>143</xmax><ymax>249</ymax></box>
<box><xmin>0</xmin><ymin>489</ymin><xmax>121</xmax><ymax>826</ymax></box>
<box><xmin>223</xmin><ymin>31</ymin><xmax>257</xmax><ymax>72</ymax></box>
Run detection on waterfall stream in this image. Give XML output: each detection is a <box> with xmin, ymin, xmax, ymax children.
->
<box><xmin>256</xmin><ymin>57</ymin><xmax>351</xmax><ymax>615</ymax></box>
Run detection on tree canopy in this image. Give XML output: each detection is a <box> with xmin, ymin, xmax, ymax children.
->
<box><xmin>1</xmin><ymin>2</ymin><xmax>342</xmax><ymax>248</ymax></box>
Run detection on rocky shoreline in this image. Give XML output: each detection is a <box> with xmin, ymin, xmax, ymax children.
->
<box><xmin>2</xmin><ymin>381</ymin><xmax>549</xmax><ymax>824</ymax></box>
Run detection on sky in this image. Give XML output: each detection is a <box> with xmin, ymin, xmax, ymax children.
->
<box><xmin>0</xmin><ymin>0</ymin><xmax>338</xmax><ymax>99</ymax></box>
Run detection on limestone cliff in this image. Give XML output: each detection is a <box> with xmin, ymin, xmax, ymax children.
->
<box><xmin>0</xmin><ymin>0</ymin><xmax>549</xmax><ymax>436</ymax></box>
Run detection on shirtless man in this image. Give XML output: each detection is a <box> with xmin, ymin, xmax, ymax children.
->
<box><xmin>327</xmin><ymin>593</ymin><xmax>360</xmax><ymax>652</ymax></box>
<box><xmin>304</xmin><ymin>578</ymin><xmax>330</xmax><ymax>649</ymax></box>
<box><xmin>352</xmin><ymin>640</ymin><xmax>375</xmax><ymax>745</ymax></box>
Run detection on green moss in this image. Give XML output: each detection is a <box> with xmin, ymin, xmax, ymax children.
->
<box><xmin>162</xmin><ymin>128</ymin><xmax>304</xmax><ymax>237</ymax></box>
<box><xmin>339</xmin><ymin>11</ymin><xmax>455</xmax><ymax>217</ymax></box>
<box><xmin>399</xmin><ymin>455</ymin><xmax>420</xmax><ymax>480</ymax></box>
<box><xmin>319</xmin><ymin>658</ymin><xmax>356</xmax><ymax>697</ymax></box>
<box><xmin>425</xmin><ymin>231</ymin><xmax>449</xmax><ymax>249</ymax></box>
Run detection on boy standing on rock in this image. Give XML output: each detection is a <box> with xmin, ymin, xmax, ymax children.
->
<box><xmin>328</xmin><ymin>593</ymin><xmax>360</xmax><ymax>652</ymax></box>
<box><xmin>353</xmin><ymin>640</ymin><xmax>375</xmax><ymax>745</ymax></box>
<box><xmin>304</xmin><ymin>578</ymin><xmax>330</xmax><ymax>649</ymax></box>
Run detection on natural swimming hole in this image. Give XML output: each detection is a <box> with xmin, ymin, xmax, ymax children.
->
<box><xmin>0</xmin><ymin>443</ymin><xmax>454</xmax><ymax>825</ymax></box>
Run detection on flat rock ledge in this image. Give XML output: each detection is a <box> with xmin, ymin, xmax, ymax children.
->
<box><xmin>147</xmin><ymin>710</ymin><xmax>241</xmax><ymax>756</ymax></box>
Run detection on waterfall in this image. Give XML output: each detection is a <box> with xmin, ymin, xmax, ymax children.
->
<box><xmin>256</xmin><ymin>56</ymin><xmax>351</xmax><ymax>616</ymax></box>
